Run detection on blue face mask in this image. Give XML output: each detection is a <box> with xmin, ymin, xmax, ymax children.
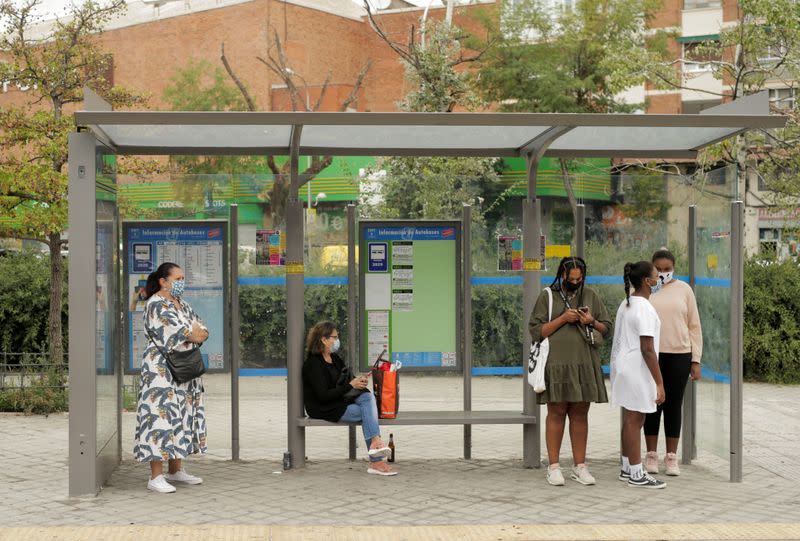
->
<box><xmin>170</xmin><ymin>279</ymin><xmax>186</xmax><ymax>298</ymax></box>
<box><xmin>330</xmin><ymin>338</ymin><xmax>341</xmax><ymax>353</ymax></box>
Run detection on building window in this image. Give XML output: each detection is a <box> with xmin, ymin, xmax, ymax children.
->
<box><xmin>759</xmin><ymin>228</ymin><xmax>779</xmax><ymax>257</ymax></box>
<box><xmin>758</xmin><ymin>41</ymin><xmax>788</xmax><ymax>66</ymax></box>
<box><xmin>769</xmin><ymin>88</ymin><xmax>796</xmax><ymax>111</ymax></box>
<box><xmin>683</xmin><ymin>0</ymin><xmax>721</xmax><ymax>9</ymax></box>
<box><xmin>683</xmin><ymin>42</ymin><xmax>720</xmax><ymax>73</ymax></box>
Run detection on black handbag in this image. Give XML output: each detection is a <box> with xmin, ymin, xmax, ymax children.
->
<box><xmin>145</xmin><ymin>327</ymin><xmax>206</xmax><ymax>385</ymax></box>
<box><xmin>337</xmin><ymin>364</ymin><xmax>367</xmax><ymax>404</ymax></box>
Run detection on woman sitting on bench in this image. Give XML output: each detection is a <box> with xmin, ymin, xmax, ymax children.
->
<box><xmin>302</xmin><ymin>321</ymin><xmax>397</xmax><ymax>476</ymax></box>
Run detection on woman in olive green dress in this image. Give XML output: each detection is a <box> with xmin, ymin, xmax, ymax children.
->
<box><xmin>529</xmin><ymin>257</ymin><xmax>612</xmax><ymax>487</ymax></box>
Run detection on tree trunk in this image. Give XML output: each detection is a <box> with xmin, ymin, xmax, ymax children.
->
<box><xmin>48</xmin><ymin>232</ymin><xmax>64</xmax><ymax>366</ymax></box>
<box><xmin>559</xmin><ymin>158</ymin><xmax>579</xmax><ymax>248</ymax></box>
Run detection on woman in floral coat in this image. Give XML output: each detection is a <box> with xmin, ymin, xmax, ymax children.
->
<box><xmin>134</xmin><ymin>262</ymin><xmax>209</xmax><ymax>493</ymax></box>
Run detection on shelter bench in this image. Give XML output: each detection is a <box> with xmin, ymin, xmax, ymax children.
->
<box><xmin>298</xmin><ymin>411</ymin><xmax>537</xmax><ymax>461</ymax></box>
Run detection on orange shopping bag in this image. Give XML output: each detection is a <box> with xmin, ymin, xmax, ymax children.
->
<box><xmin>371</xmin><ymin>351</ymin><xmax>399</xmax><ymax>419</ymax></box>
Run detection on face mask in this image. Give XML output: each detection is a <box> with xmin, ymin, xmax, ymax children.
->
<box><xmin>563</xmin><ymin>280</ymin><xmax>581</xmax><ymax>292</ymax></box>
<box><xmin>658</xmin><ymin>271</ymin><xmax>674</xmax><ymax>286</ymax></box>
<box><xmin>170</xmin><ymin>279</ymin><xmax>186</xmax><ymax>298</ymax></box>
<box><xmin>330</xmin><ymin>338</ymin><xmax>341</xmax><ymax>353</ymax></box>
<box><xmin>649</xmin><ymin>279</ymin><xmax>661</xmax><ymax>295</ymax></box>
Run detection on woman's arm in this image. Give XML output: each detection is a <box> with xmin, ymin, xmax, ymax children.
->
<box><xmin>576</xmin><ymin>289</ymin><xmax>610</xmax><ymax>336</ymax></box>
<box><xmin>147</xmin><ymin>301</ymin><xmax>193</xmax><ymax>351</ymax></box>
<box><xmin>640</xmin><ymin>336</ymin><xmax>665</xmax><ymax>405</ymax></box>
<box><xmin>530</xmin><ymin>289</ymin><xmax>577</xmax><ymax>341</ymax></box>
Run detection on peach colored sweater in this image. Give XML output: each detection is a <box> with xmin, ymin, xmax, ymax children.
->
<box><xmin>649</xmin><ymin>279</ymin><xmax>703</xmax><ymax>364</ymax></box>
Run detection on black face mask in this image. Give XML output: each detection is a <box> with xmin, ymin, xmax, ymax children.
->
<box><xmin>563</xmin><ymin>280</ymin><xmax>582</xmax><ymax>292</ymax></box>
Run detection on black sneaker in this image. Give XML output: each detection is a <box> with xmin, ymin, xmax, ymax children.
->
<box><xmin>618</xmin><ymin>470</ymin><xmax>630</xmax><ymax>482</ymax></box>
<box><xmin>628</xmin><ymin>472</ymin><xmax>666</xmax><ymax>489</ymax></box>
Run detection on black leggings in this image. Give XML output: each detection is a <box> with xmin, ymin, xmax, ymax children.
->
<box><xmin>643</xmin><ymin>352</ymin><xmax>692</xmax><ymax>439</ymax></box>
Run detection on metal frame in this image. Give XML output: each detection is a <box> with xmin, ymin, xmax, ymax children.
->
<box><xmin>730</xmin><ymin>201</ymin><xmax>745</xmax><ymax>482</ymax></box>
<box><xmin>683</xmin><ymin>205</ymin><xmax>698</xmax><ymax>465</ymax></box>
<box><xmin>462</xmin><ymin>205</ymin><xmax>473</xmax><ymax>460</ymax></box>
<box><xmin>68</xmin><ymin>90</ymin><xmax>783</xmax><ymax>492</ymax></box>
<box><xmin>68</xmin><ymin>132</ymin><xmax>122</xmax><ymax>497</ymax></box>
<box><xmin>230</xmin><ymin>205</ymin><xmax>241</xmax><ymax>462</ymax></box>
<box><xmin>347</xmin><ymin>204</ymin><xmax>359</xmax><ymax>461</ymax></box>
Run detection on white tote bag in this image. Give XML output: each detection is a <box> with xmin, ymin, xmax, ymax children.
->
<box><xmin>527</xmin><ymin>288</ymin><xmax>552</xmax><ymax>393</ymax></box>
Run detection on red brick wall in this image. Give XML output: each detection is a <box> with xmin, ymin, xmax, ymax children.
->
<box><xmin>647</xmin><ymin>93</ymin><xmax>681</xmax><ymax>114</ymax></box>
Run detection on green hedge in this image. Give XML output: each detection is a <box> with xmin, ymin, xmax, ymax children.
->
<box><xmin>743</xmin><ymin>259</ymin><xmax>800</xmax><ymax>383</ymax></box>
<box><xmin>1</xmin><ymin>250</ymin><xmax>797</xmax><ymax>383</ymax></box>
<box><xmin>0</xmin><ymin>251</ymin><xmax>68</xmax><ymax>355</ymax></box>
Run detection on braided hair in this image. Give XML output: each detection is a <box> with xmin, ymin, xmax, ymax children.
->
<box><xmin>623</xmin><ymin>260</ymin><xmax>654</xmax><ymax>306</ymax></box>
<box><xmin>550</xmin><ymin>256</ymin><xmax>587</xmax><ymax>306</ymax></box>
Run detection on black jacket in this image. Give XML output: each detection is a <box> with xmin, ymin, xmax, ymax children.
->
<box><xmin>302</xmin><ymin>352</ymin><xmax>352</xmax><ymax>422</ymax></box>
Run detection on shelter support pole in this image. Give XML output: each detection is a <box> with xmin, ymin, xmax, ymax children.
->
<box><xmin>520</xmin><ymin>126</ymin><xmax>573</xmax><ymax>469</ymax></box>
<box><xmin>522</xmin><ymin>196</ymin><xmax>541</xmax><ymax>469</ymax></box>
<box><xmin>576</xmin><ymin>203</ymin><xmax>585</xmax><ymax>260</ymax></box>
<box><xmin>287</xmin><ymin>126</ymin><xmax>306</xmax><ymax>468</ymax></box>
<box><xmin>230</xmin><ymin>204</ymin><xmax>241</xmax><ymax>462</ymax></box>
<box><xmin>730</xmin><ymin>201</ymin><xmax>744</xmax><ymax>482</ymax></box>
<box><xmin>68</xmin><ymin>132</ymin><xmax>99</xmax><ymax>497</ymax></box>
<box><xmin>683</xmin><ymin>205</ymin><xmax>697</xmax><ymax>465</ymax></box>
<box><xmin>462</xmin><ymin>204</ymin><xmax>473</xmax><ymax>460</ymax></box>
<box><xmin>347</xmin><ymin>204</ymin><xmax>358</xmax><ymax>461</ymax></box>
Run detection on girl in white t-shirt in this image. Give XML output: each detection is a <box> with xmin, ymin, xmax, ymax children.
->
<box><xmin>610</xmin><ymin>261</ymin><xmax>666</xmax><ymax>489</ymax></box>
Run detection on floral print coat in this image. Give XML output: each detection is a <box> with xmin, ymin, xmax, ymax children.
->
<box><xmin>134</xmin><ymin>294</ymin><xmax>207</xmax><ymax>462</ymax></box>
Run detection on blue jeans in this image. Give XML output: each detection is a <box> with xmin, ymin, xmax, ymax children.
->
<box><xmin>339</xmin><ymin>392</ymin><xmax>383</xmax><ymax>462</ymax></box>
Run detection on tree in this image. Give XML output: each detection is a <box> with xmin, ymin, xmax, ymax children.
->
<box><xmin>0</xmin><ymin>0</ymin><xmax>144</xmax><ymax>363</ymax></box>
<box><xmin>476</xmin><ymin>0</ymin><xmax>671</xmax><ymax>235</ymax></box>
<box><xmin>641</xmin><ymin>0</ymin><xmax>800</xmax><ymax>212</ymax></box>
<box><xmin>362</xmin><ymin>3</ymin><xmax>507</xmax><ymax>240</ymax></box>
<box><xmin>161</xmin><ymin>58</ymin><xmax>271</xmax><ymax>218</ymax></box>
<box><xmin>220</xmin><ymin>35</ymin><xmax>371</xmax><ymax>227</ymax></box>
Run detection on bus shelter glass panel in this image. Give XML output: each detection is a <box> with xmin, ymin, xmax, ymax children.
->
<box><xmin>587</xmin><ymin>173</ymin><xmax>685</xmax><ymax>371</ymax></box>
<box><xmin>119</xmin><ymin>173</ymin><xmax>233</xmax><ymax>460</ymax></box>
<box><xmin>693</xmin><ymin>165</ymin><xmax>736</xmax><ymax>463</ymax></box>
<box><xmin>96</xmin><ymin>152</ymin><xmax>120</xmax><ymax>469</ymax></box>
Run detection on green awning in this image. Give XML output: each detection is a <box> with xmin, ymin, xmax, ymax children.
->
<box><xmin>677</xmin><ymin>34</ymin><xmax>720</xmax><ymax>43</ymax></box>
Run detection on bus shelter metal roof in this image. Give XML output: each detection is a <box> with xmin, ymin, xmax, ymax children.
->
<box><xmin>75</xmin><ymin>92</ymin><xmax>783</xmax><ymax>160</ymax></box>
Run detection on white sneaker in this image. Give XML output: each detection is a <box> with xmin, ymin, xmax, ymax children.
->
<box><xmin>367</xmin><ymin>464</ymin><xmax>398</xmax><ymax>476</ymax></box>
<box><xmin>164</xmin><ymin>469</ymin><xmax>203</xmax><ymax>485</ymax></box>
<box><xmin>546</xmin><ymin>466</ymin><xmax>565</xmax><ymax>486</ymax></box>
<box><xmin>665</xmin><ymin>453</ymin><xmax>680</xmax><ymax>476</ymax></box>
<box><xmin>367</xmin><ymin>446</ymin><xmax>392</xmax><ymax>458</ymax></box>
<box><xmin>147</xmin><ymin>475</ymin><xmax>176</xmax><ymax>493</ymax></box>
<box><xmin>645</xmin><ymin>451</ymin><xmax>659</xmax><ymax>474</ymax></box>
<box><xmin>570</xmin><ymin>464</ymin><xmax>596</xmax><ymax>486</ymax></box>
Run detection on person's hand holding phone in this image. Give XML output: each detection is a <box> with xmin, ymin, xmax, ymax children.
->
<box><xmin>350</xmin><ymin>375</ymin><xmax>368</xmax><ymax>390</ymax></box>
<box><xmin>561</xmin><ymin>309</ymin><xmax>581</xmax><ymax>324</ymax></box>
<box><xmin>577</xmin><ymin>306</ymin><xmax>595</xmax><ymax>326</ymax></box>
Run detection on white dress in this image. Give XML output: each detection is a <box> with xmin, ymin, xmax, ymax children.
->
<box><xmin>610</xmin><ymin>296</ymin><xmax>661</xmax><ymax>413</ymax></box>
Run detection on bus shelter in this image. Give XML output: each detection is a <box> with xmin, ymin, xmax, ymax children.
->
<box><xmin>67</xmin><ymin>88</ymin><xmax>784</xmax><ymax>496</ymax></box>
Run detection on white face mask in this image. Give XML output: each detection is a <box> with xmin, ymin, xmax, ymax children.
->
<box><xmin>649</xmin><ymin>279</ymin><xmax>661</xmax><ymax>295</ymax></box>
<box><xmin>658</xmin><ymin>271</ymin><xmax>674</xmax><ymax>286</ymax></box>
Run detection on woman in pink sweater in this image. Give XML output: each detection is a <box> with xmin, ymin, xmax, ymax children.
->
<box><xmin>644</xmin><ymin>249</ymin><xmax>702</xmax><ymax>477</ymax></box>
